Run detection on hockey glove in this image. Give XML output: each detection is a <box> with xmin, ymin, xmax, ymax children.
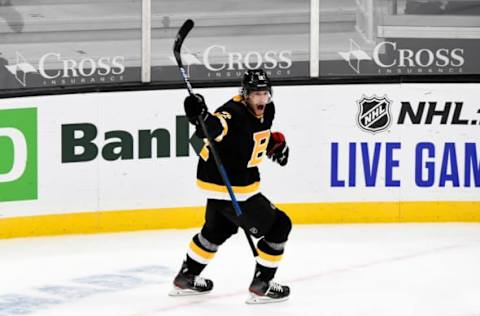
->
<box><xmin>184</xmin><ymin>93</ymin><xmax>208</xmax><ymax>125</ymax></box>
<box><xmin>267</xmin><ymin>132</ymin><xmax>289</xmax><ymax>166</ymax></box>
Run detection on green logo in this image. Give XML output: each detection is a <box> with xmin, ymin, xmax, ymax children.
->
<box><xmin>0</xmin><ymin>108</ymin><xmax>37</xmax><ymax>202</ymax></box>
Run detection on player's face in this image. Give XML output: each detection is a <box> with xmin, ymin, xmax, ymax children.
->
<box><xmin>245</xmin><ymin>90</ymin><xmax>270</xmax><ymax>117</ymax></box>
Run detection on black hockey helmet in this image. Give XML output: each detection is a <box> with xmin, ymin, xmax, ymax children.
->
<box><xmin>241</xmin><ymin>69</ymin><xmax>272</xmax><ymax>97</ymax></box>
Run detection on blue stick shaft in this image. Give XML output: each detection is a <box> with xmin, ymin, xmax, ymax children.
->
<box><xmin>173</xmin><ymin>20</ymin><xmax>257</xmax><ymax>257</ymax></box>
<box><xmin>179</xmin><ymin>68</ymin><xmax>257</xmax><ymax>257</ymax></box>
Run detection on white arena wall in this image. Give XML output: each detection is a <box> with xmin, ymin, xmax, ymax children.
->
<box><xmin>0</xmin><ymin>84</ymin><xmax>479</xmax><ymax>238</ymax></box>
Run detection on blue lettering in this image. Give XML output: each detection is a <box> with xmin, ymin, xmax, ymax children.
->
<box><xmin>330</xmin><ymin>143</ymin><xmax>345</xmax><ymax>187</ymax></box>
<box><xmin>439</xmin><ymin>143</ymin><xmax>459</xmax><ymax>187</ymax></box>
<box><xmin>465</xmin><ymin>143</ymin><xmax>480</xmax><ymax>187</ymax></box>
<box><xmin>415</xmin><ymin>142</ymin><xmax>435</xmax><ymax>187</ymax></box>
<box><xmin>349</xmin><ymin>142</ymin><xmax>356</xmax><ymax>186</ymax></box>
<box><xmin>385</xmin><ymin>143</ymin><xmax>401</xmax><ymax>187</ymax></box>
<box><xmin>361</xmin><ymin>142</ymin><xmax>381</xmax><ymax>187</ymax></box>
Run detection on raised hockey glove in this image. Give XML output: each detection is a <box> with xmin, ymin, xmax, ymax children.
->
<box><xmin>184</xmin><ymin>93</ymin><xmax>208</xmax><ymax>125</ymax></box>
<box><xmin>267</xmin><ymin>132</ymin><xmax>289</xmax><ymax>166</ymax></box>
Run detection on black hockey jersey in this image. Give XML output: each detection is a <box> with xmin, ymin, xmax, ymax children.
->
<box><xmin>195</xmin><ymin>95</ymin><xmax>275</xmax><ymax>200</ymax></box>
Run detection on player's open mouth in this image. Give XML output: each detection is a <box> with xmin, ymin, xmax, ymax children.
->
<box><xmin>257</xmin><ymin>104</ymin><xmax>265</xmax><ymax>111</ymax></box>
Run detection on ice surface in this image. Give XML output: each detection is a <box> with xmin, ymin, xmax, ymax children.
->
<box><xmin>1</xmin><ymin>224</ymin><xmax>480</xmax><ymax>316</ymax></box>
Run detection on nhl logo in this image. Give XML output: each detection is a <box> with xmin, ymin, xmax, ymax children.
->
<box><xmin>356</xmin><ymin>95</ymin><xmax>392</xmax><ymax>133</ymax></box>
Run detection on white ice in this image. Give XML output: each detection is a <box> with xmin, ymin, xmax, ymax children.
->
<box><xmin>1</xmin><ymin>224</ymin><xmax>480</xmax><ymax>316</ymax></box>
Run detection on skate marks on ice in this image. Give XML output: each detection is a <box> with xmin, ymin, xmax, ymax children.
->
<box><xmin>291</xmin><ymin>238</ymin><xmax>480</xmax><ymax>282</ymax></box>
<box><xmin>0</xmin><ymin>265</ymin><xmax>174</xmax><ymax>316</ymax></box>
<box><xmin>130</xmin><ymin>239</ymin><xmax>480</xmax><ymax>315</ymax></box>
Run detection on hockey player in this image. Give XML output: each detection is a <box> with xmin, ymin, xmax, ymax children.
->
<box><xmin>170</xmin><ymin>69</ymin><xmax>292</xmax><ymax>304</ymax></box>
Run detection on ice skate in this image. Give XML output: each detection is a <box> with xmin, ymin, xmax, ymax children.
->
<box><xmin>169</xmin><ymin>269</ymin><xmax>213</xmax><ymax>296</ymax></box>
<box><xmin>246</xmin><ymin>278</ymin><xmax>290</xmax><ymax>304</ymax></box>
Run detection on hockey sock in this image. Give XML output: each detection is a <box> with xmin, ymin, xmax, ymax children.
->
<box><xmin>184</xmin><ymin>233</ymin><xmax>218</xmax><ymax>275</ymax></box>
<box><xmin>253</xmin><ymin>262</ymin><xmax>277</xmax><ymax>282</ymax></box>
<box><xmin>254</xmin><ymin>238</ymin><xmax>286</xmax><ymax>282</ymax></box>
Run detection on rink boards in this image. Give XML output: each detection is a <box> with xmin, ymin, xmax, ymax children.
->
<box><xmin>0</xmin><ymin>84</ymin><xmax>479</xmax><ymax>238</ymax></box>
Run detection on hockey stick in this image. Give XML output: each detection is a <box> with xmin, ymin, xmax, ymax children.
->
<box><xmin>173</xmin><ymin>19</ymin><xmax>258</xmax><ymax>257</ymax></box>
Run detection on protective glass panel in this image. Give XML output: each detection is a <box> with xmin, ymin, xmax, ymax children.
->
<box><xmin>151</xmin><ymin>0</ymin><xmax>310</xmax><ymax>84</ymax></box>
<box><xmin>0</xmin><ymin>0</ymin><xmax>141</xmax><ymax>90</ymax></box>
<box><xmin>319</xmin><ymin>0</ymin><xmax>480</xmax><ymax>76</ymax></box>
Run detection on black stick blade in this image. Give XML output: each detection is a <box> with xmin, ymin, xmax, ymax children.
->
<box><xmin>173</xmin><ymin>19</ymin><xmax>195</xmax><ymax>68</ymax></box>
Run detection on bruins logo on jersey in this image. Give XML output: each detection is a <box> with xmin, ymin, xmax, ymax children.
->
<box><xmin>195</xmin><ymin>96</ymin><xmax>275</xmax><ymax>200</ymax></box>
<box><xmin>247</xmin><ymin>130</ymin><xmax>270</xmax><ymax>168</ymax></box>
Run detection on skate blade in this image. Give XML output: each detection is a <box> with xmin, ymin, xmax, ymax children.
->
<box><xmin>245</xmin><ymin>293</ymin><xmax>289</xmax><ymax>304</ymax></box>
<box><xmin>169</xmin><ymin>286</ymin><xmax>211</xmax><ymax>297</ymax></box>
